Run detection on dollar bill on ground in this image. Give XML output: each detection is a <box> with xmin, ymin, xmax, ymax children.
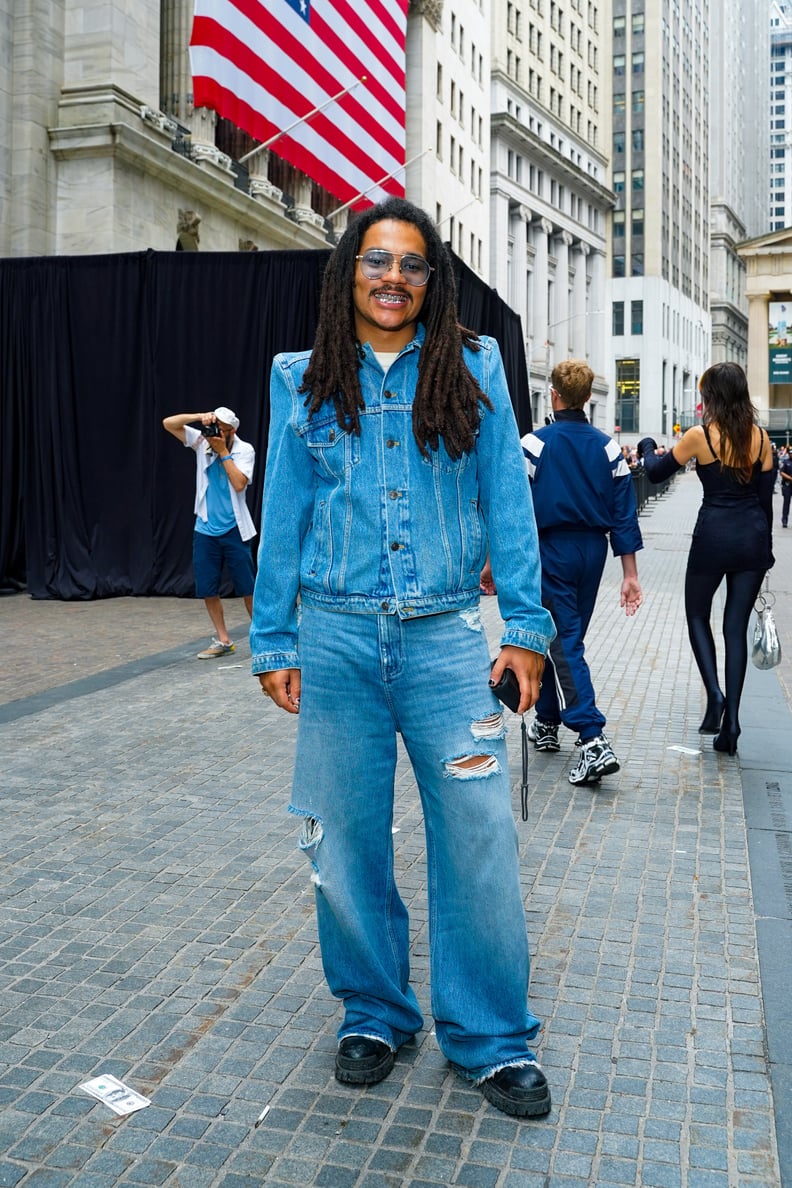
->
<box><xmin>78</xmin><ymin>1074</ymin><xmax>150</xmax><ymax>1116</ymax></box>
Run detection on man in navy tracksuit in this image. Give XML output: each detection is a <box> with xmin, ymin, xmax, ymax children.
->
<box><xmin>521</xmin><ymin>360</ymin><xmax>643</xmax><ymax>786</ymax></box>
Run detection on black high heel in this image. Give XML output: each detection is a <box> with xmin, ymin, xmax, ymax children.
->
<box><xmin>713</xmin><ymin>729</ymin><xmax>739</xmax><ymax>756</ymax></box>
<box><xmin>699</xmin><ymin>694</ymin><xmax>725</xmax><ymax>734</ymax></box>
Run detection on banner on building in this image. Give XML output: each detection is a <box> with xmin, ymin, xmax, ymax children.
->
<box><xmin>769</xmin><ymin>300</ymin><xmax>792</xmax><ymax>383</ymax></box>
<box><xmin>190</xmin><ymin>0</ymin><xmax>408</xmax><ymax>207</ymax></box>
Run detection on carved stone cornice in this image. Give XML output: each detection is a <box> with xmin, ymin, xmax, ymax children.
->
<box><xmin>410</xmin><ymin>0</ymin><xmax>443</xmax><ymax>32</ymax></box>
<box><xmin>190</xmin><ymin>142</ymin><xmax>234</xmax><ymax>175</ymax></box>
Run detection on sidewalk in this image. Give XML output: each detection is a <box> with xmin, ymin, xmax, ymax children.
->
<box><xmin>1</xmin><ymin>471</ymin><xmax>790</xmax><ymax>1188</ymax></box>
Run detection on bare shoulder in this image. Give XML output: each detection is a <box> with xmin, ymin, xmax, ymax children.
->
<box><xmin>674</xmin><ymin>424</ymin><xmax>705</xmax><ymax>463</ymax></box>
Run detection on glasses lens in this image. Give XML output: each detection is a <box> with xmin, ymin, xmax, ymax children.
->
<box><xmin>399</xmin><ymin>255</ymin><xmax>430</xmax><ymax>285</ymax></box>
<box><xmin>360</xmin><ymin>250</ymin><xmax>392</xmax><ymax>278</ymax></box>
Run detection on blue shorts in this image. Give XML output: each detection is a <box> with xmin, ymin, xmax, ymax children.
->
<box><xmin>193</xmin><ymin>529</ymin><xmax>255</xmax><ymax>599</ymax></box>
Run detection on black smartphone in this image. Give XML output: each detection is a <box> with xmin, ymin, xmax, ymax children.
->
<box><xmin>490</xmin><ymin>663</ymin><xmax>521</xmax><ymax>713</ymax></box>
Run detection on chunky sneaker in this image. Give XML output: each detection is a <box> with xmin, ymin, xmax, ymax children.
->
<box><xmin>527</xmin><ymin>717</ymin><xmax>561</xmax><ymax>752</ymax></box>
<box><xmin>197</xmin><ymin>637</ymin><xmax>235</xmax><ymax>659</ymax></box>
<box><xmin>568</xmin><ymin>733</ymin><xmax>620</xmax><ymax>785</ymax></box>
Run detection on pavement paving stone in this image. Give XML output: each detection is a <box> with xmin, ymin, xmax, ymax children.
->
<box><xmin>1</xmin><ymin>473</ymin><xmax>791</xmax><ymax>1185</ymax></box>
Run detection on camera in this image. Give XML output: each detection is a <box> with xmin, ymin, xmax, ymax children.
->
<box><xmin>201</xmin><ymin>421</ymin><xmax>221</xmax><ymax>438</ymax></box>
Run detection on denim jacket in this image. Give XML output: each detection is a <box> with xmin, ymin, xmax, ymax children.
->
<box><xmin>250</xmin><ymin>325</ymin><xmax>554</xmax><ymax>673</ymax></box>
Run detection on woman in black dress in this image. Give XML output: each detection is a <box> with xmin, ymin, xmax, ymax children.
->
<box><xmin>639</xmin><ymin>362</ymin><xmax>774</xmax><ymax>755</ymax></box>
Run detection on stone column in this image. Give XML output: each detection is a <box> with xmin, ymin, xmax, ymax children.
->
<box><xmin>571</xmin><ymin>241</ymin><xmax>590</xmax><ymax>359</ymax></box>
<box><xmin>536</xmin><ymin>218</ymin><xmax>554</xmax><ymax>422</ymax></box>
<box><xmin>746</xmin><ymin>293</ymin><xmax>769</xmax><ymax>415</ymax></box>
<box><xmin>531</xmin><ymin>218</ymin><xmax>551</xmax><ymax>354</ymax></box>
<box><xmin>160</xmin><ymin>0</ymin><xmax>193</xmax><ymax>123</ymax></box>
<box><xmin>552</xmin><ymin>231</ymin><xmax>573</xmax><ymax>356</ymax></box>
<box><xmin>588</xmin><ymin>249</ymin><xmax>607</xmax><ymax>380</ymax></box>
<box><xmin>63</xmin><ymin>0</ymin><xmax>160</xmax><ymax>107</ymax></box>
<box><xmin>511</xmin><ymin>204</ymin><xmax>532</xmax><ymax>334</ymax></box>
<box><xmin>489</xmin><ymin>188</ymin><xmax>511</xmax><ymax>300</ymax></box>
<box><xmin>247</xmin><ymin>149</ymin><xmax>284</xmax><ymax>205</ymax></box>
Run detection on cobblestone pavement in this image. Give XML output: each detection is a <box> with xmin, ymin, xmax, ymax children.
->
<box><xmin>1</xmin><ymin>472</ymin><xmax>791</xmax><ymax>1187</ymax></box>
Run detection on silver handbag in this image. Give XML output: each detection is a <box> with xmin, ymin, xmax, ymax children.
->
<box><xmin>751</xmin><ymin>588</ymin><xmax>782</xmax><ymax>670</ymax></box>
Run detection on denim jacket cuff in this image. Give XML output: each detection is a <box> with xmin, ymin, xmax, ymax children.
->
<box><xmin>251</xmin><ymin>650</ymin><xmax>300</xmax><ymax>674</ymax></box>
<box><xmin>499</xmin><ymin>628</ymin><xmax>551</xmax><ymax>656</ymax></box>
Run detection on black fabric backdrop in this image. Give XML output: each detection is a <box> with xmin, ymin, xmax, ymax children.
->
<box><xmin>0</xmin><ymin>249</ymin><xmax>531</xmax><ymax>599</ymax></box>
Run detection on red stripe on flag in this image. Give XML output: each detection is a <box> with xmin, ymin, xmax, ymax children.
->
<box><xmin>190</xmin><ymin>76</ymin><xmax>404</xmax><ymax>206</ymax></box>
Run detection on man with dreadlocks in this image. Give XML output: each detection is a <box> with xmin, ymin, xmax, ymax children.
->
<box><xmin>250</xmin><ymin>198</ymin><xmax>555</xmax><ymax>1118</ymax></box>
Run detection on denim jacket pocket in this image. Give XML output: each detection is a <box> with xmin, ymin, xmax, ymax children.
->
<box><xmin>304</xmin><ymin>416</ymin><xmax>361</xmax><ymax>478</ymax></box>
<box><xmin>420</xmin><ymin>441</ymin><xmax>474</xmax><ymax>476</ymax></box>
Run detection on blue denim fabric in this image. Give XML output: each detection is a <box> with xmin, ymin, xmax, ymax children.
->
<box><xmin>291</xmin><ymin>603</ymin><xmax>542</xmax><ymax>1080</ymax></box>
<box><xmin>250</xmin><ymin>325</ymin><xmax>554</xmax><ymax>673</ymax></box>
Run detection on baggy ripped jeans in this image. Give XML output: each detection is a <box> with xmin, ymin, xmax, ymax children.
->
<box><xmin>290</xmin><ymin>603</ymin><xmax>542</xmax><ymax>1082</ymax></box>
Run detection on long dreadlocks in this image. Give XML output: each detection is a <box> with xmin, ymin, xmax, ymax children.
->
<box><xmin>300</xmin><ymin>197</ymin><xmax>491</xmax><ymax>459</ymax></box>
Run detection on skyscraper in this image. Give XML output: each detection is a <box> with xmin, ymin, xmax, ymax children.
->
<box><xmin>709</xmin><ymin>0</ymin><xmax>769</xmax><ymax>366</ymax></box>
<box><xmin>609</xmin><ymin>0</ymin><xmax>710</xmax><ymax>440</ymax></box>
<box><xmin>770</xmin><ymin>0</ymin><xmax>792</xmax><ymax>232</ymax></box>
<box><xmin>489</xmin><ymin>0</ymin><xmax>613</xmax><ymax>430</ymax></box>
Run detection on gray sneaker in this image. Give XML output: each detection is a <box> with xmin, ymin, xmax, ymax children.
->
<box><xmin>527</xmin><ymin>718</ymin><xmax>561</xmax><ymax>752</ymax></box>
<box><xmin>197</xmin><ymin>637</ymin><xmax>235</xmax><ymax>659</ymax></box>
<box><xmin>568</xmin><ymin>733</ymin><xmax>620</xmax><ymax>785</ymax></box>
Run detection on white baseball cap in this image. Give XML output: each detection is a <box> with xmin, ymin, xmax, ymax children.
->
<box><xmin>213</xmin><ymin>406</ymin><xmax>240</xmax><ymax>429</ymax></box>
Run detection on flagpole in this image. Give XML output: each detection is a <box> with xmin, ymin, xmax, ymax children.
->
<box><xmin>436</xmin><ymin>195</ymin><xmax>483</xmax><ymax>230</ymax></box>
<box><xmin>239</xmin><ymin>78</ymin><xmax>366</xmax><ymax>165</ymax></box>
<box><xmin>326</xmin><ymin>148</ymin><xmax>434</xmax><ymax>220</ymax></box>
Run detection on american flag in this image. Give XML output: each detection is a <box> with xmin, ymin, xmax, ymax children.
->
<box><xmin>189</xmin><ymin>0</ymin><xmax>408</xmax><ymax>207</ymax></box>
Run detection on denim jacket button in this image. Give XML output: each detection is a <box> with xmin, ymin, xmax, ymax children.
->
<box><xmin>390</xmin><ymin>541</ymin><xmax>400</xmax><ymax>551</ymax></box>
<box><xmin>388</xmin><ymin>490</ymin><xmax>400</xmax><ymax>499</ymax></box>
<box><xmin>386</xmin><ymin>438</ymin><xmax>399</xmax><ymax>448</ymax></box>
<box><xmin>380</xmin><ymin>601</ymin><xmax>389</xmax><ymax>611</ymax></box>
<box><xmin>384</xmin><ymin>389</ymin><xmax>396</xmax><ymax>399</ymax></box>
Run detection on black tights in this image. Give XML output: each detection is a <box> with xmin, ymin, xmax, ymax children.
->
<box><xmin>685</xmin><ymin>567</ymin><xmax>766</xmax><ymax>735</ymax></box>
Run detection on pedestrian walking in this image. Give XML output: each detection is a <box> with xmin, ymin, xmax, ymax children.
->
<box><xmin>639</xmin><ymin>361</ymin><xmax>774</xmax><ymax>754</ymax></box>
<box><xmin>517</xmin><ymin>359</ymin><xmax>643</xmax><ymax>785</ymax></box>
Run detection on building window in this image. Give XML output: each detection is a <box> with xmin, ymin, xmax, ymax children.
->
<box><xmin>632</xmin><ymin>128</ymin><xmax>644</xmax><ymax>151</ymax></box>
<box><xmin>631</xmin><ymin>300</ymin><xmax>643</xmax><ymax>334</ymax></box>
<box><xmin>632</xmin><ymin>90</ymin><xmax>645</xmax><ymax>113</ymax></box>
<box><xmin>632</xmin><ymin>169</ymin><xmax>644</xmax><ymax>191</ymax></box>
<box><xmin>613</xmin><ymin>254</ymin><xmax>625</xmax><ymax>278</ymax></box>
<box><xmin>613</xmin><ymin>211</ymin><xmax>626</xmax><ymax>237</ymax></box>
<box><xmin>614</xmin><ymin>54</ymin><xmax>625</xmax><ymax>76</ymax></box>
<box><xmin>613</xmin><ymin>301</ymin><xmax>625</xmax><ymax>335</ymax></box>
<box><xmin>615</xmin><ymin>357</ymin><xmax>640</xmax><ymax>432</ymax></box>
<box><xmin>632</xmin><ymin>209</ymin><xmax>644</xmax><ymax>237</ymax></box>
<box><xmin>614</xmin><ymin>131</ymin><xmax>625</xmax><ymax>154</ymax></box>
<box><xmin>613</xmin><ymin>171</ymin><xmax>626</xmax><ymax>192</ymax></box>
<box><xmin>632</xmin><ymin>52</ymin><xmax>644</xmax><ymax>73</ymax></box>
<box><xmin>614</xmin><ymin>91</ymin><xmax>625</xmax><ymax>114</ymax></box>
<box><xmin>632</xmin><ymin>13</ymin><xmax>645</xmax><ymax>35</ymax></box>
<box><xmin>631</xmin><ymin>253</ymin><xmax>644</xmax><ymax>276</ymax></box>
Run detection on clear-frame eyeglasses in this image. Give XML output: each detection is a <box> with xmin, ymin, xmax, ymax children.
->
<box><xmin>355</xmin><ymin>249</ymin><xmax>434</xmax><ymax>287</ymax></box>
